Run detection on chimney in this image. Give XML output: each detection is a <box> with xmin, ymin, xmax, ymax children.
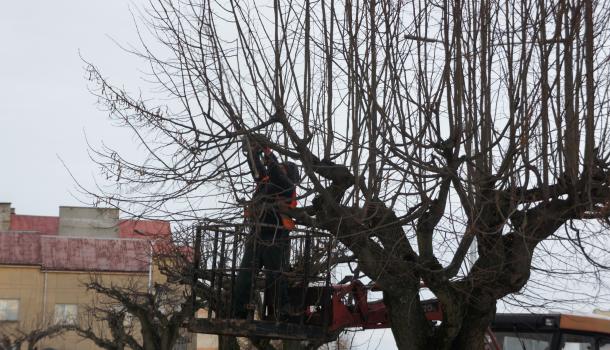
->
<box><xmin>58</xmin><ymin>206</ymin><xmax>119</xmax><ymax>238</ymax></box>
<box><xmin>0</xmin><ymin>203</ymin><xmax>11</xmax><ymax>231</ymax></box>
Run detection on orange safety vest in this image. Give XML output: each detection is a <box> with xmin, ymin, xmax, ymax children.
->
<box><xmin>278</xmin><ymin>190</ymin><xmax>297</xmax><ymax>230</ymax></box>
<box><xmin>245</xmin><ymin>176</ymin><xmax>297</xmax><ymax>230</ymax></box>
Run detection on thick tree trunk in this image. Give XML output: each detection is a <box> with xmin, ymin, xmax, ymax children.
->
<box><xmin>142</xmin><ymin>331</ymin><xmax>156</xmax><ymax>350</ymax></box>
<box><xmin>450</xmin><ymin>304</ymin><xmax>496</xmax><ymax>350</ymax></box>
<box><xmin>384</xmin><ymin>290</ymin><xmax>431</xmax><ymax>350</ymax></box>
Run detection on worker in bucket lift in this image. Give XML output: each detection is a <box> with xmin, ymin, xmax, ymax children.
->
<box><xmin>232</xmin><ymin>136</ymin><xmax>300</xmax><ymax>320</ymax></box>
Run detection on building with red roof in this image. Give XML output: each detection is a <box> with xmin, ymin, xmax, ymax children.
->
<box><xmin>0</xmin><ymin>203</ymin><xmax>170</xmax><ymax>273</ymax></box>
<box><xmin>0</xmin><ymin>203</ymin><xmax>213</xmax><ymax>350</ymax></box>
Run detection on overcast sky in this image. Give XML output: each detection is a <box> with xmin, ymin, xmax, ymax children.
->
<box><xmin>0</xmin><ymin>1</ymin><xmax>149</xmax><ymax>216</ymax></box>
<box><xmin>0</xmin><ymin>2</ymin><xmax>397</xmax><ymax>348</ymax></box>
<box><xmin>5</xmin><ymin>3</ymin><xmax>605</xmax><ymax>348</ymax></box>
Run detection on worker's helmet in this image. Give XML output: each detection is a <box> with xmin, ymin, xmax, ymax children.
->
<box><xmin>282</xmin><ymin>161</ymin><xmax>300</xmax><ymax>184</ymax></box>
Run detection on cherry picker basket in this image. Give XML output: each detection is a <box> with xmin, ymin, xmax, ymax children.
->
<box><xmin>188</xmin><ymin>221</ymin><xmax>339</xmax><ymax>341</ymax></box>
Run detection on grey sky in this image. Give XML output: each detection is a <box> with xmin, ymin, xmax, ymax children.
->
<box><xmin>0</xmin><ymin>2</ymin><xmax>399</xmax><ymax>348</ymax></box>
<box><xmin>3</xmin><ymin>3</ymin><xmax>605</xmax><ymax>349</ymax></box>
<box><xmin>1</xmin><ymin>1</ymin><xmax>146</xmax><ymax>216</ymax></box>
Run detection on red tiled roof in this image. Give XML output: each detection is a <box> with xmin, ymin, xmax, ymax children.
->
<box><xmin>118</xmin><ymin>219</ymin><xmax>171</xmax><ymax>239</ymax></box>
<box><xmin>0</xmin><ymin>232</ymin><xmax>41</xmax><ymax>265</ymax></box>
<box><xmin>8</xmin><ymin>215</ymin><xmax>170</xmax><ymax>239</ymax></box>
<box><xmin>153</xmin><ymin>239</ymin><xmax>194</xmax><ymax>261</ymax></box>
<box><xmin>1</xmin><ymin>213</ymin><xmax>172</xmax><ymax>272</ymax></box>
<box><xmin>40</xmin><ymin>236</ymin><xmax>149</xmax><ymax>272</ymax></box>
<box><xmin>0</xmin><ymin>231</ymin><xmax>150</xmax><ymax>272</ymax></box>
<box><xmin>9</xmin><ymin>214</ymin><xmax>59</xmax><ymax>235</ymax></box>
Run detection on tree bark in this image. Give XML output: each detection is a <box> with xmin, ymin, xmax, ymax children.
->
<box><xmin>384</xmin><ymin>289</ymin><xmax>431</xmax><ymax>350</ymax></box>
<box><xmin>450</xmin><ymin>304</ymin><xmax>496</xmax><ymax>350</ymax></box>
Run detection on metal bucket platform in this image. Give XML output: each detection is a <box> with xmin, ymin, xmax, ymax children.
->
<box><xmin>188</xmin><ymin>318</ymin><xmax>337</xmax><ymax>341</ymax></box>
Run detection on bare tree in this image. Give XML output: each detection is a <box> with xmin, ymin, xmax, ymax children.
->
<box><xmin>65</xmin><ymin>297</ymin><xmax>140</xmax><ymax>350</ymax></box>
<box><xmin>82</xmin><ymin>0</ymin><xmax>610</xmax><ymax>349</ymax></box>
<box><xmin>0</xmin><ymin>323</ymin><xmax>66</xmax><ymax>350</ymax></box>
<box><xmin>68</xmin><ymin>277</ymin><xmax>196</xmax><ymax>350</ymax></box>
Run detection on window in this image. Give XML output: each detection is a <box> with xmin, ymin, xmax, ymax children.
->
<box><xmin>0</xmin><ymin>299</ymin><xmax>19</xmax><ymax>321</ymax></box>
<box><xmin>54</xmin><ymin>304</ymin><xmax>78</xmax><ymax>325</ymax></box>
<box><xmin>493</xmin><ymin>331</ymin><xmax>552</xmax><ymax>350</ymax></box>
<box><xmin>560</xmin><ymin>334</ymin><xmax>594</xmax><ymax>350</ymax></box>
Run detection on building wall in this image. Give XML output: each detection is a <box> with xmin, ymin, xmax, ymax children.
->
<box><xmin>0</xmin><ymin>265</ymin><xmax>217</xmax><ymax>350</ymax></box>
<box><xmin>0</xmin><ymin>203</ymin><xmax>11</xmax><ymax>231</ymax></box>
<box><xmin>0</xmin><ymin>265</ymin><xmax>151</xmax><ymax>350</ymax></box>
<box><xmin>0</xmin><ymin>265</ymin><xmax>43</xmax><ymax>326</ymax></box>
<box><xmin>58</xmin><ymin>206</ymin><xmax>119</xmax><ymax>238</ymax></box>
<box><xmin>0</xmin><ymin>205</ymin><xmax>216</xmax><ymax>350</ymax></box>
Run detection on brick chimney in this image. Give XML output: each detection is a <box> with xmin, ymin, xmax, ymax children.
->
<box><xmin>0</xmin><ymin>203</ymin><xmax>11</xmax><ymax>231</ymax></box>
<box><xmin>58</xmin><ymin>206</ymin><xmax>119</xmax><ymax>238</ymax></box>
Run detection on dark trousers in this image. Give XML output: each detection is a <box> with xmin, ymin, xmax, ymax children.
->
<box><xmin>232</xmin><ymin>229</ymin><xmax>290</xmax><ymax>318</ymax></box>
